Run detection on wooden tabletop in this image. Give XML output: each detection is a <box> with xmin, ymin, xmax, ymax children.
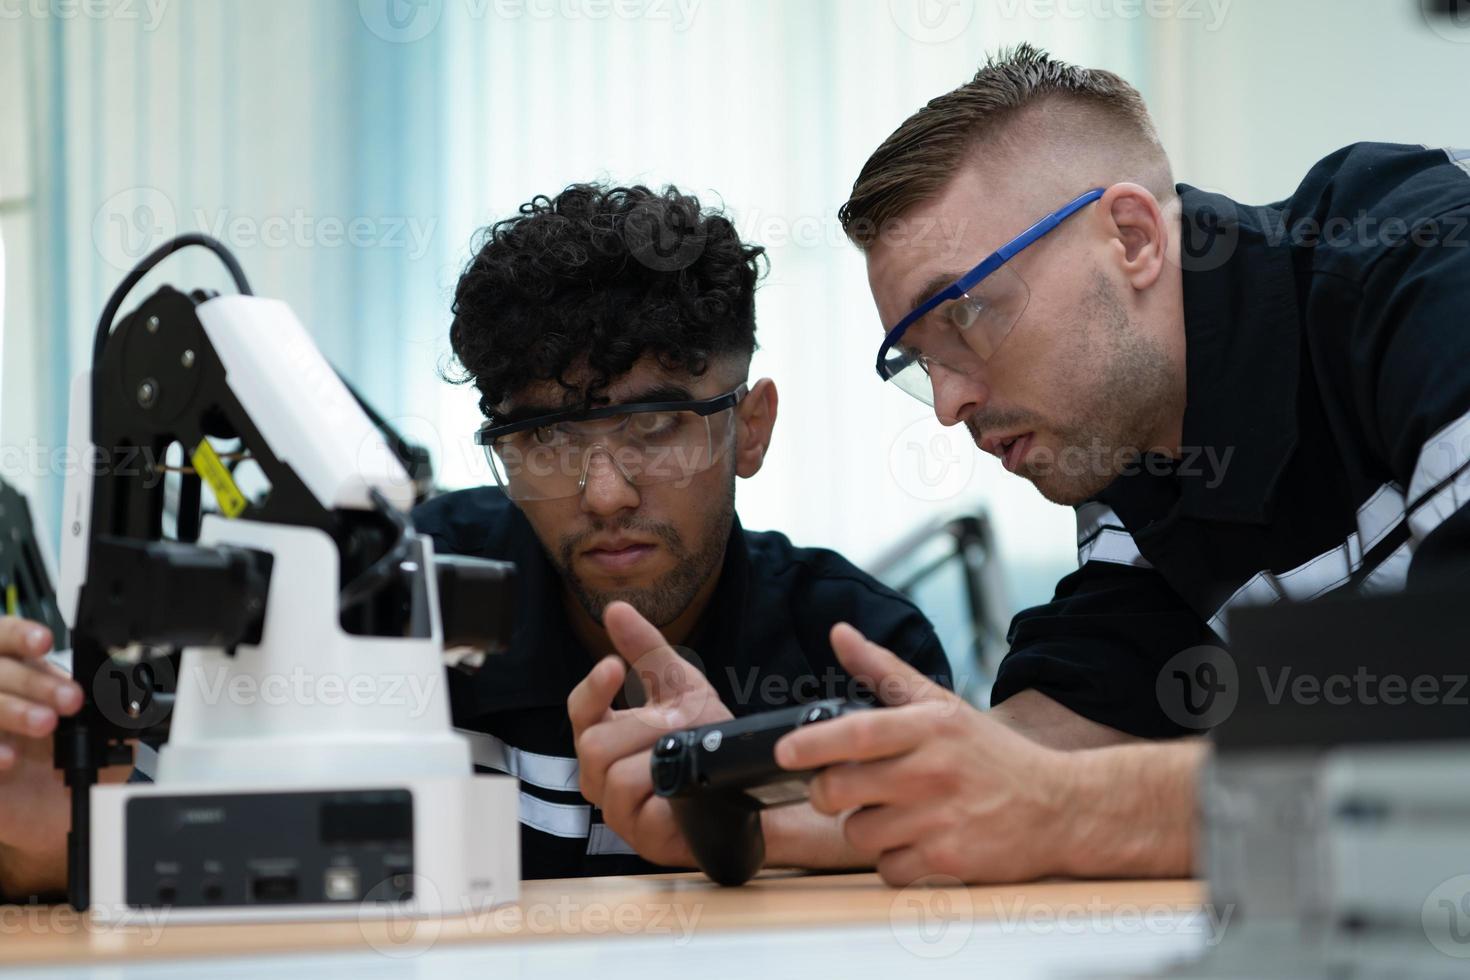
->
<box><xmin>3</xmin><ymin>872</ymin><xmax>1203</xmax><ymax>966</ymax></box>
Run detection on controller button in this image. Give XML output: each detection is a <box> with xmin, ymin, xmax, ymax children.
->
<box><xmin>701</xmin><ymin>730</ymin><xmax>723</xmax><ymax>752</ymax></box>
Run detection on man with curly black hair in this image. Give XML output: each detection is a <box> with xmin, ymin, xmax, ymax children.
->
<box><xmin>409</xmin><ymin>183</ymin><xmax>953</xmax><ymax>879</ymax></box>
<box><xmin>0</xmin><ymin>183</ymin><xmax>949</xmax><ymax>897</ymax></box>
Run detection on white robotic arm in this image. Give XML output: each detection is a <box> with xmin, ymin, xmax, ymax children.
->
<box><xmin>57</xmin><ymin>235</ymin><xmax>519</xmax><ymax>920</ymax></box>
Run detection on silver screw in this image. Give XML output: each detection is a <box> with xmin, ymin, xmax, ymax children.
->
<box><xmin>145</xmin><ymin>315</ymin><xmax>161</xmax><ymax>333</ymax></box>
<box><xmin>181</xmin><ymin>349</ymin><xmax>196</xmax><ymax>369</ymax></box>
<box><xmin>137</xmin><ymin>379</ymin><xmax>157</xmax><ymax>408</ymax></box>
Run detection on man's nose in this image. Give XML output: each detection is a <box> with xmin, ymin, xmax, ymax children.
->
<box><xmin>930</xmin><ymin>365</ymin><xmax>989</xmax><ymax>427</ymax></box>
<box><xmin>579</xmin><ymin>447</ymin><xmax>641</xmax><ymax>517</ymax></box>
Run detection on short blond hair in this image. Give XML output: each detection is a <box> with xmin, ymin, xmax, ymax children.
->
<box><xmin>839</xmin><ymin>44</ymin><xmax>1172</xmax><ymax>249</ymax></box>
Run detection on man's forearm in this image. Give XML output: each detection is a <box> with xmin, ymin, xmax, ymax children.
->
<box><xmin>1053</xmin><ymin>739</ymin><xmax>1206</xmax><ymax>879</ymax></box>
<box><xmin>0</xmin><ymin>842</ymin><xmax>67</xmax><ymax>901</ymax></box>
<box><xmin>994</xmin><ymin>689</ymin><xmax>1203</xmax><ymax>878</ymax></box>
<box><xmin>992</xmin><ymin>690</ymin><xmax>1144</xmax><ymax>750</ymax></box>
<box><xmin>762</xmin><ymin>802</ymin><xmax>867</xmax><ymax>871</ymax></box>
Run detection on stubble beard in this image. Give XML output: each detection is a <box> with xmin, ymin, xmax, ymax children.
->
<box><xmin>556</xmin><ymin>474</ymin><xmax>736</xmax><ymax>628</ymax></box>
<box><xmin>1015</xmin><ymin>272</ymin><xmax>1177</xmax><ymax>506</ymax></box>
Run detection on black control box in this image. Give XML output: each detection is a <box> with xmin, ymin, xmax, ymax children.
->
<box><xmin>651</xmin><ymin>699</ymin><xmax>870</xmax><ymax>885</ymax></box>
<box><xmin>124</xmin><ymin>788</ymin><xmax>414</xmax><ymax>909</ymax></box>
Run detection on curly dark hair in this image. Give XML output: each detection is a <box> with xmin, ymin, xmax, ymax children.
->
<box><xmin>448</xmin><ymin>183</ymin><xmax>767</xmax><ymax>419</ymax></box>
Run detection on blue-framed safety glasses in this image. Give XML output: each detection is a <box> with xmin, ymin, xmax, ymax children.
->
<box><xmin>874</xmin><ymin>188</ymin><xmax>1105</xmax><ymax>405</ymax></box>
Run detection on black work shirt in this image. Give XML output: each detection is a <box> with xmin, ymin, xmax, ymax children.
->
<box><xmin>993</xmin><ymin>142</ymin><xmax>1470</xmax><ymax>738</ymax></box>
<box><xmin>412</xmin><ymin>486</ymin><xmax>950</xmax><ymax>879</ymax></box>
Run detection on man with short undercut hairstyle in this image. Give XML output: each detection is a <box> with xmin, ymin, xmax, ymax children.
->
<box><xmin>772</xmin><ymin>44</ymin><xmax>1470</xmax><ymax>886</ymax></box>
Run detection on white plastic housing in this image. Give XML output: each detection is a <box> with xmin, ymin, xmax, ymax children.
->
<box><xmin>159</xmin><ymin>517</ymin><xmax>469</xmax><ymax>781</ymax></box>
<box><xmin>90</xmin><ymin>774</ymin><xmax>520</xmax><ymax>923</ymax></box>
<box><xmin>194</xmin><ymin>294</ymin><xmax>414</xmax><ymax>512</ymax></box>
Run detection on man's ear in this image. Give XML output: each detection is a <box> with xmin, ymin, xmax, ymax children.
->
<box><xmin>734</xmin><ymin>378</ymin><xmax>777</xmax><ymax>479</ymax></box>
<box><xmin>1097</xmin><ymin>182</ymin><xmax>1168</xmax><ymax>291</ymax></box>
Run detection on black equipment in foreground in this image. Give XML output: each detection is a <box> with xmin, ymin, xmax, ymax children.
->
<box><xmin>652</xmin><ymin>699</ymin><xmax>871</xmax><ymax>886</ymax></box>
<box><xmin>1172</xmin><ymin>584</ymin><xmax>1470</xmax><ymax>976</ymax></box>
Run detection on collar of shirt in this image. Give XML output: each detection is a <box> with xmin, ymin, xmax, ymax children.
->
<box><xmin>1100</xmin><ymin>185</ymin><xmax>1303</xmax><ymax>527</ymax></box>
<box><xmin>449</xmin><ymin>506</ymin><xmax>752</xmax><ymax>720</ymax></box>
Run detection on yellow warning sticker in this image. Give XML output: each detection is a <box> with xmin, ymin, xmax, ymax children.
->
<box><xmin>191</xmin><ymin>440</ymin><xmax>248</xmax><ymax>518</ymax></box>
<box><xmin>4</xmin><ymin>583</ymin><xmax>16</xmax><ymax>616</ymax></box>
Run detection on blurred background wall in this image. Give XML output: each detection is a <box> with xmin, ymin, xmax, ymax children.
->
<box><xmin>2</xmin><ymin>0</ymin><xmax>1466</xmax><ymax>618</ymax></box>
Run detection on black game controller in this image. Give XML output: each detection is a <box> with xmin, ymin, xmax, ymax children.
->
<box><xmin>650</xmin><ymin>698</ymin><xmax>871</xmax><ymax>885</ymax></box>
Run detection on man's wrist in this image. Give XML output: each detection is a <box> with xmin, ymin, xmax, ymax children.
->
<box><xmin>760</xmin><ymin>802</ymin><xmax>863</xmax><ymax>871</ymax></box>
<box><xmin>1045</xmin><ymin>746</ymin><xmax>1102</xmax><ymax>878</ymax></box>
<box><xmin>760</xmin><ymin>803</ymin><xmax>806</xmax><ymax>868</ymax></box>
<box><xmin>1050</xmin><ymin>740</ymin><xmax>1205</xmax><ymax>879</ymax></box>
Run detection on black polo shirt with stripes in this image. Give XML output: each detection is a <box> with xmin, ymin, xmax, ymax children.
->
<box><xmin>992</xmin><ymin>142</ymin><xmax>1470</xmax><ymax>738</ymax></box>
<box><xmin>412</xmin><ymin>485</ymin><xmax>950</xmax><ymax>879</ymax></box>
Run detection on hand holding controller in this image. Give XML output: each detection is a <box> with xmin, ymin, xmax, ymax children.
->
<box><xmin>650</xmin><ymin>698</ymin><xmax>871</xmax><ymax>885</ymax></box>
